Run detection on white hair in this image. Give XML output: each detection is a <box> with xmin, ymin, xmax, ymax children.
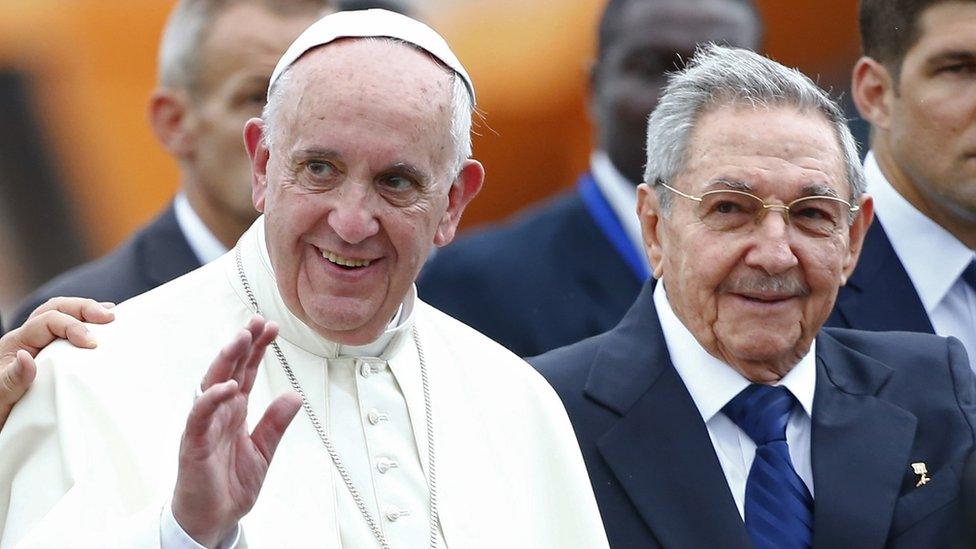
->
<box><xmin>157</xmin><ymin>0</ymin><xmax>215</xmax><ymax>91</ymax></box>
<box><xmin>262</xmin><ymin>38</ymin><xmax>474</xmax><ymax>179</ymax></box>
<box><xmin>157</xmin><ymin>0</ymin><xmax>330</xmax><ymax>93</ymax></box>
<box><xmin>644</xmin><ymin>44</ymin><xmax>865</xmax><ymax>218</ymax></box>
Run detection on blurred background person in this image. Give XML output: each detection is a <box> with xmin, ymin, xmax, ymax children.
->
<box><xmin>828</xmin><ymin>0</ymin><xmax>976</xmax><ymax>368</ymax></box>
<box><xmin>10</xmin><ymin>0</ymin><xmax>331</xmax><ymax>328</ymax></box>
<box><xmin>418</xmin><ymin>0</ymin><xmax>762</xmax><ymax>357</ymax></box>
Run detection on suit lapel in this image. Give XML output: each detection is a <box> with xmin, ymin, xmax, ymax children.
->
<box><xmin>138</xmin><ymin>203</ymin><xmax>205</xmax><ymax>286</ymax></box>
<box><xmin>811</xmin><ymin>331</ymin><xmax>917</xmax><ymax>547</ymax></box>
<box><xmin>830</xmin><ymin>221</ymin><xmax>934</xmax><ymax>333</ymax></box>
<box><xmin>586</xmin><ymin>284</ymin><xmax>750</xmax><ymax>549</ymax></box>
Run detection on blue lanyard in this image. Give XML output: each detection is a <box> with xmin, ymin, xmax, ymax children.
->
<box><xmin>577</xmin><ymin>173</ymin><xmax>651</xmax><ymax>282</ymax></box>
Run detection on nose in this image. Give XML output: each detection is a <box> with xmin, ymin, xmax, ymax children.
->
<box><xmin>744</xmin><ymin>211</ymin><xmax>799</xmax><ymax>275</ymax></box>
<box><xmin>327</xmin><ymin>183</ymin><xmax>380</xmax><ymax>244</ymax></box>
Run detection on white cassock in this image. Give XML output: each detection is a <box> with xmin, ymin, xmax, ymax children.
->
<box><xmin>0</xmin><ymin>218</ymin><xmax>609</xmax><ymax>549</ymax></box>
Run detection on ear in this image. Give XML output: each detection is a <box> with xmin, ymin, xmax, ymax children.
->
<box><xmin>637</xmin><ymin>183</ymin><xmax>666</xmax><ymax>279</ymax></box>
<box><xmin>840</xmin><ymin>194</ymin><xmax>875</xmax><ymax>284</ymax></box>
<box><xmin>433</xmin><ymin>160</ymin><xmax>485</xmax><ymax>247</ymax></box>
<box><xmin>851</xmin><ymin>56</ymin><xmax>896</xmax><ymax>131</ymax></box>
<box><xmin>243</xmin><ymin>117</ymin><xmax>271</xmax><ymax>213</ymax></box>
<box><xmin>148</xmin><ymin>89</ymin><xmax>196</xmax><ymax>157</ymax></box>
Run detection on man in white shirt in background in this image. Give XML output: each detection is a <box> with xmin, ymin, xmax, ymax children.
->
<box><xmin>829</xmin><ymin>0</ymin><xmax>976</xmax><ymax>367</ymax></box>
<box><xmin>0</xmin><ymin>9</ymin><xmax>609</xmax><ymax>548</ymax></box>
<box><xmin>10</xmin><ymin>0</ymin><xmax>331</xmax><ymax>329</ymax></box>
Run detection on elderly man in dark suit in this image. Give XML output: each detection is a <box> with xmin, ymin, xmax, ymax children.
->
<box><xmin>826</xmin><ymin>0</ymin><xmax>976</xmax><ymax>367</ymax></box>
<box><xmin>534</xmin><ymin>44</ymin><xmax>976</xmax><ymax>548</ymax></box>
<box><xmin>11</xmin><ymin>0</ymin><xmax>329</xmax><ymax>328</ymax></box>
<box><xmin>417</xmin><ymin>0</ymin><xmax>761</xmax><ymax>357</ymax></box>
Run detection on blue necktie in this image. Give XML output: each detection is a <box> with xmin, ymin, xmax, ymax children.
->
<box><xmin>962</xmin><ymin>260</ymin><xmax>976</xmax><ymax>292</ymax></box>
<box><xmin>723</xmin><ymin>384</ymin><xmax>814</xmax><ymax>549</ymax></box>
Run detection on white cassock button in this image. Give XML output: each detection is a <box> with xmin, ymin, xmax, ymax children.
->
<box><xmin>376</xmin><ymin>457</ymin><xmax>399</xmax><ymax>474</ymax></box>
<box><xmin>385</xmin><ymin>506</ymin><xmax>409</xmax><ymax>522</ymax></box>
<box><xmin>358</xmin><ymin>362</ymin><xmax>373</xmax><ymax>378</ymax></box>
<box><xmin>367</xmin><ymin>409</ymin><xmax>389</xmax><ymax>425</ymax></box>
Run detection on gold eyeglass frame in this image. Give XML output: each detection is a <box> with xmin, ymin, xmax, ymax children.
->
<box><xmin>657</xmin><ymin>180</ymin><xmax>860</xmax><ymax>235</ymax></box>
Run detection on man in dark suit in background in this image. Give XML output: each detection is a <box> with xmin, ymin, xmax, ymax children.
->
<box><xmin>535</xmin><ymin>45</ymin><xmax>976</xmax><ymax>548</ymax></box>
<box><xmin>828</xmin><ymin>0</ymin><xmax>976</xmax><ymax>368</ymax></box>
<box><xmin>11</xmin><ymin>0</ymin><xmax>329</xmax><ymax>328</ymax></box>
<box><xmin>418</xmin><ymin>0</ymin><xmax>761</xmax><ymax>357</ymax></box>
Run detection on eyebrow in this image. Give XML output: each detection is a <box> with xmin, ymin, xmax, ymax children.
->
<box><xmin>925</xmin><ymin>50</ymin><xmax>976</xmax><ymax>68</ymax></box>
<box><xmin>705</xmin><ymin>178</ymin><xmax>841</xmax><ymax>199</ymax></box>
<box><xmin>705</xmin><ymin>178</ymin><xmax>753</xmax><ymax>192</ymax></box>
<box><xmin>293</xmin><ymin>148</ymin><xmax>341</xmax><ymax>160</ymax></box>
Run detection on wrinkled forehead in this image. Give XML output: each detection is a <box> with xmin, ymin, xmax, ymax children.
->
<box><xmin>682</xmin><ymin>105</ymin><xmax>848</xmax><ymax>194</ymax></box>
<box><xmin>283</xmin><ymin>39</ymin><xmax>456</xmax><ymax>117</ymax></box>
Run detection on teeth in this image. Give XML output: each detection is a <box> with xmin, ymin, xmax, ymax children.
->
<box><xmin>322</xmin><ymin>250</ymin><xmax>371</xmax><ymax>268</ymax></box>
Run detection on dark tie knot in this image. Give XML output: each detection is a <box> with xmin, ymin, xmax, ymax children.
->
<box><xmin>723</xmin><ymin>384</ymin><xmax>796</xmax><ymax>446</ymax></box>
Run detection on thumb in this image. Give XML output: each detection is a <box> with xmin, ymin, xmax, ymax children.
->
<box><xmin>250</xmin><ymin>392</ymin><xmax>302</xmax><ymax>464</ymax></box>
<box><xmin>0</xmin><ymin>351</ymin><xmax>37</xmax><ymax>407</ymax></box>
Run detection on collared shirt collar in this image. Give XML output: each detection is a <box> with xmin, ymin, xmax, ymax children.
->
<box><xmin>590</xmin><ymin>150</ymin><xmax>644</xmax><ymax>259</ymax></box>
<box><xmin>173</xmin><ymin>192</ymin><xmax>229</xmax><ymax>265</ymax></box>
<box><xmin>230</xmin><ymin>216</ymin><xmax>413</xmax><ymax>359</ymax></box>
<box><xmin>653</xmin><ymin>280</ymin><xmax>816</xmax><ymax>422</ymax></box>
<box><xmin>865</xmin><ymin>151</ymin><xmax>976</xmax><ymax>313</ymax></box>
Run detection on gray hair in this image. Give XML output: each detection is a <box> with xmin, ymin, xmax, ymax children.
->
<box><xmin>262</xmin><ymin>38</ymin><xmax>474</xmax><ymax>179</ymax></box>
<box><xmin>157</xmin><ymin>0</ymin><xmax>330</xmax><ymax>94</ymax></box>
<box><xmin>644</xmin><ymin>44</ymin><xmax>865</xmax><ymax>216</ymax></box>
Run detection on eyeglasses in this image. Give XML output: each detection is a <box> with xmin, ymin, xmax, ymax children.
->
<box><xmin>658</xmin><ymin>181</ymin><xmax>860</xmax><ymax>237</ymax></box>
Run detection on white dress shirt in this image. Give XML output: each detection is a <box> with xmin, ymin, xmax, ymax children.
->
<box><xmin>590</xmin><ymin>151</ymin><xmax>646</xmax><ymax>263</ymax></box>
<box><xmin>173</xmin><ymin>192</ymin><xmax>230</xmax><ymax>265</ymax></box>
<box><xmin>864</xmin><ymin>152</ymin><xmax>976</xmax><ymax>368</ymax></box>
<box><xmin>653</xmin><ymin>282</ymin><xmax>816</xmax><ymax>519</ymax></box>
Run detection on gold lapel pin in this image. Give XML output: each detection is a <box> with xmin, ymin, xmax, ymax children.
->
<box><xmin>911</xmin><ymin>462</ymin><xmax>931</xmax><ymax>487</ymax></box>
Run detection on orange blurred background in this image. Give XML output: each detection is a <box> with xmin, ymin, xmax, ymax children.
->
<box><xmin>0</xmin><ymin>0</ymin><xmax>861</xmax><ymax>314</ymax></box>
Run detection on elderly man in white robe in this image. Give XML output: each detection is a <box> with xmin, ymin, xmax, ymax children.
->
<box><xmin>0</xmin><ymin>10</ymin><xmax>609</xmax><ymax>549</ymax></box>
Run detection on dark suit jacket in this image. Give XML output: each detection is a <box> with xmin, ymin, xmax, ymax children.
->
<box><xmin>418</xmin><ymin>188</ymin><xmax>645</xmax><ymax>357</ymax></box>
<box><xmin>533</xmin><ymin>282</ymin><xmax>976</xmax><ymax>549</ymax></box>
<box><xmin>827</xmin><ymin>219</ymin><xmax>934</xmax><ymax>334</ymax></box>
<box><xmin>11</xmin><ymin>203</ymin><xmax>200</xmax><ymax>329</ymax></box>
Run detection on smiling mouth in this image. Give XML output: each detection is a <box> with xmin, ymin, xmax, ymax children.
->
<box><xmin>321</xmin><ymin>249</ymin><xmax>372</xmax><ymax>269</ymax></box>
<box><xmin>737</xmin><ymin>293</ymin><xmax>793</xmax><ymax>303</ymax></box>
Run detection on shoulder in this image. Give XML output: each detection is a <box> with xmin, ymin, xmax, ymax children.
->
<box><xmin>822</xmin><ymin>327</ymin><xmax>976</xmax><ymax>425</ymax></box>
<box><xmin>12</xmin><ymin>207</ymin><xmax>189</xmax><ymax>326</ymax></box>
<box><xmin>822</xmin><ymin>327</ymin><xmax>963</xmax><ymax>374</ymax></box>
<box><xmin>529</xmin><ymin>332</ymin><xmax>607</xmax><ymax>400</ymax></box>
<box><xmin>417</xmin><ymin>301</ymin><xmax>561</xmax><ymax>397</ymax></box>
<box><xmin>13</xmin><ymin>239</ymin><xmax>144</xmax><ymax>324</ymax></box>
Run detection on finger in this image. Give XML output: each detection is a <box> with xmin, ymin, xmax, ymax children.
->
<box><xmin>28</xmin><ymin>297</ymin><xmax>114</xmax><ymax>324</ymax></box>
<box><xmin>0</xmin><ymin>351</ymin><xmax>36</xmax><ymax>407</ymax></box>
<box><xmin>240</xmin><ymin>321</ymin><xmax>278</xmax><ymax>396</ymax></box>
<box><xmin>230</xmin><ymin>316</ymin><xmax>267</xmax><ymax>388</ymax></box>
<box><xmin>250</xmin><ymin>392</ymin><xmax>302</xmax><ymax>464</ymax></box>
<box><xmin>183</xmin><ymin>379</ymin><xmax>239</xmax><ymax>440</ymax></box>
<box><xmin>80</xmin><ymin>300</ymin><xmax>115</xmax><ymax>324</ymax></box>
<box><xmin>200</xmin><ymin>330</ymin><xmax>252</xmax><ymax>390</ymax></box>
<box><xmin>8</xmin><ymin>311</ymin><xmax>97</xmax><ymax>354</ymax></box>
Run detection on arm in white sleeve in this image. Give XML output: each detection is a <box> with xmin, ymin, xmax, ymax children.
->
<box><xmin>161</xmin><ymin>503</ymin><xmax>242</xmax><ymax>549</ymax></box>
